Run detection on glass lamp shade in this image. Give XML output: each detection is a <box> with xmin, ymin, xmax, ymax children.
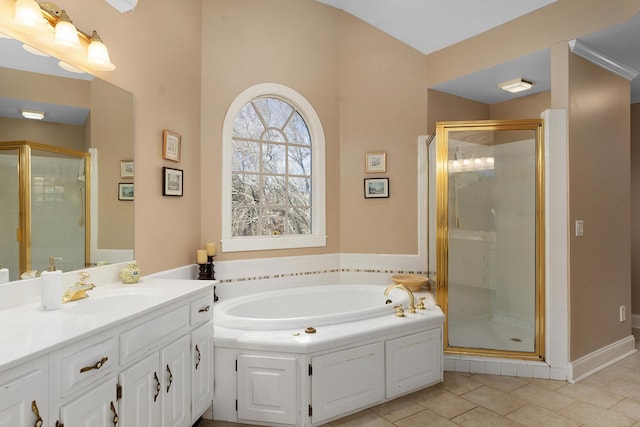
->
<box><xmin>54</xmin><ymin>18</ymin><xmax>80</xmax><ymax>48</ymax></box>
<box><xmin>88</xmin><ymin>33</ymin><xmax>115</xmax><ymax>71</ymax></box>
<box><xmin>14</xmin><ymin>0</ymin><xmax>44</xmax><ymax>27</ymax></box>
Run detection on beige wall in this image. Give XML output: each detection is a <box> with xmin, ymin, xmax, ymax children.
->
<box><xmin>200</xmin><ymin>0</ymin><xmax>340</xmax><ymax>260</ymax></box>
<box><xmin>567</xmin><ymin>54</ymin><xmax>631</xmax><ymax>359</ymax></box>
<box><xmin>337</xmin><ymin>13</ymin><xmax>428</xmax><ymax>254</ymax></box>
<box><xmin>489</xmin><ymin>91</ymin><xmax>551</xmax><ymax>120</ymax></box>
<box><xmin>427</xmin><ymin>89</ymin><xmax>489</xmax><ymax>133</ymax></box>
<box><xmin>632</xmin><ymin>104</ymin><xmax>640</xmax><ymax>315</ymax></box>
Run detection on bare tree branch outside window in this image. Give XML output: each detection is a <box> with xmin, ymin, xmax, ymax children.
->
<box><xmin>231</xmin><ymin>97</ymin><xmax>312</xmax><ymax>237</ymax></box>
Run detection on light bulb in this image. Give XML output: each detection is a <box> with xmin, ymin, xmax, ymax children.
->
<box><xmin>54</xmin><ymin>10</ymin><xmax>81</xmax><ymax>48</ymax></box>
<box><xmin>14</xmin><ymin>0</ymin><xmax>44</xmax><ymax>28</ymax></box>
<box><xmin>87</xmin><ymin>31</ymin><xmax>115</xmax><ymax>71</ymax></box>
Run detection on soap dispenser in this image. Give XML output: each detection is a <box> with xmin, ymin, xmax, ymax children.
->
<box><xmin>41</xmin><ymin>257</ymin><xmax>63</xmax><ymax>310</ymax></box>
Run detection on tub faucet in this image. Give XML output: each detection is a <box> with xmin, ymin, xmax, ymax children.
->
<box><xmin>384</xmin><ymin>283</ymin><xmax>416</xmax><ymax>314</ymax></box>
<box><xmin>63</xmin><ymin>271</ymin><xmax>96</xmax><ymax>303</ymax></box>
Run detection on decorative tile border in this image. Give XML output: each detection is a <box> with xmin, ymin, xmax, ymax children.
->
<box><xmin>217</xmin><ymin>268</ymin><xmax>430</xmax><ymax>284</ymax></box>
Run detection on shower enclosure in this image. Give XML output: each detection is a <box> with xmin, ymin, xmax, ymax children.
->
<box><xmin>0</xmin><ymin>141</ymin><xmax>90</xmax><ymax>281</ymax></box>
<box><xmin>429</xmin><ymin>120</ymin><xmax>544</xmax><ymax>360</ymax></box>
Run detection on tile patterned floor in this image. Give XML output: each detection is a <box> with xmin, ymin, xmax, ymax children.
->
<box><xmin>201</xmin><ymin>336</ymin><xmax>640</xmax><ymax>427</ymax></box>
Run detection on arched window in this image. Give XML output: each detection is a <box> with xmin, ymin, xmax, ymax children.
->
<box><xmin>221</xmin><ymin>83</ymin><xmax>326</xmax><ymax>252</ymax></box>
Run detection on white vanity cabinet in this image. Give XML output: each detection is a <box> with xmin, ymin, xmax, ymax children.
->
<box><xmin>0</xmin><ymin>279</ymin><xmax>214</xmax><ymax>427</ymax></box>
<box><xmin>0</xmin><ymin>356</ymin><xmax>48</xmax><ymax>427</ymax></box>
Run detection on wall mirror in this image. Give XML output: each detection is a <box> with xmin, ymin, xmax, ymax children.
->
<box><xmin>0</xmin><ymin>34</ymin><xmax>134</xmax><ymax>282</ymax></box>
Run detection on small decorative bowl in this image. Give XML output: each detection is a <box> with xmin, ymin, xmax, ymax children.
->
<box><xmin>391</xmin><ymin>274</ymin><xmax>429</xmax><ymax>292</ymax></box>
<box><xmin>120</xmin><ymin>262</ymin><xmax>141</xmax><ymax>284</ymax></box>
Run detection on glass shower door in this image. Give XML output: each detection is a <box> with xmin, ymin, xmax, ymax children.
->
<box><xmin>0</xmin><ymin>148</ymin><xmax>20</xmax><ymax>281</ymax></box>
<box><xmin>435</xmin><ymin>120</ymin><xmax>544</xmax><ymax>359</ymax></box>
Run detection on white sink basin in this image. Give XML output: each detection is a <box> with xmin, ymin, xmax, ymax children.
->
<box><xmin>64</xmin><ymin>287</ymin><xmax>164</xmax><ymax>315</ymax></box>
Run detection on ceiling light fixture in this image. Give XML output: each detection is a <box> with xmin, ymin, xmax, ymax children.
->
<box><xmin>21</xmin><ymin>109</ymin><xmax>45</xmax><ymax>120</ymax></box>
<box><xmin>498</xmin><ymin>78</ymin><xmax>534</xmax><ymax>93</ymax></box>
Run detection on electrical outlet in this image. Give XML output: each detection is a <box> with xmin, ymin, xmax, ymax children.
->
<box><xmin>620</xmin><ymin>305</ymin><xmax>626</xmax><ymax>322</ymax></box>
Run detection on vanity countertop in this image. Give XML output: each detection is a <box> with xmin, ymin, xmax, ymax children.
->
<box><xmin>0</xmin><ymin>278</ymin><xmax>214</xmax><ymax>371</ymax></box>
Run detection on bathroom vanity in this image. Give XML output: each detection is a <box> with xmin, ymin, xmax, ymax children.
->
<box><xmin>0</xmin><ymin>276</ymin><xmax>213</xmax><ymax>427</ymax></box>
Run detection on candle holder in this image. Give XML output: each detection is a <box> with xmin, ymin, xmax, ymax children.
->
<box><xmin>207</xmin><ymin>255</ymin><xmax>216</xmax><ymax>280</ymax></box>
<box><xmin>198</xmin><ymin>263</ymin><xmax>208</xmax><ymax>280</ymax></box>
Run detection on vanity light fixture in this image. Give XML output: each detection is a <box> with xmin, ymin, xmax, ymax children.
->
<box><xmin>21</xmin><ymin>109</ymin><xmax>45</xmax><ymax>120</ymax></box>
<box><xmin>11</xmin><ymin>0</ymin><xmax>116</xmax><ymax>71</ymax></box>
<box><xmin>498</xmin><ymin>78</ymin><xmax>534</xmax><ymax>93</ymax></box>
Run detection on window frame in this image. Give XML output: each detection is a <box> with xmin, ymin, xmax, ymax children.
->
<box><xmin>221</xmin><ymin>83</ymin><xmax>326</xmax><ymax>252</ymax></box>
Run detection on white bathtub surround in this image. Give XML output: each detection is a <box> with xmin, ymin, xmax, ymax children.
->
<box><xmin>214</xmin><ymin>285</ymin><xmax>444</xmax><ymax>426</ymax></box>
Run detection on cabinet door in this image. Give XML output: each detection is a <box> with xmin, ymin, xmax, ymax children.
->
<box><xmin>237</xmin><ymin>354</ymin><xmax>297</xmax><ymax>426</ymax></box>
<box><xmin>118</xmin><ymin>353</ymin><xmax>161</xmax><ymax>427</ymax></box>
<box><xmin>160</xmin><ymin>335</ymin><xmax>191</xmax><ymax>427</ymax></box>
<box><xmin>311</xmin><ymin>342</ymin><xmax>384</xmax><ymax>425</ymax></box>
<box><xmin>191</xmin><ymin>322</ymin><xmax>213</xmax><ymax>420</ymax></box>
<box><xmin>0</xmin><ymin>358</ymin><xmax>48</xmax><ymax>427</ymax></box>
<box><xmin>385</xmin><ymin>328</ymin><xmax>442</xmax><ymax>398</ymax></box>
<box><xmin>59</xmin><ymin>378</ymin><xmax>117</xmax><ymax>427</ymax></box>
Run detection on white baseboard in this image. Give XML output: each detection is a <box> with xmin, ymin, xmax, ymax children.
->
<box><xmin>632</xmin><ymin>314</ymin><xmax>640</xmax><ymax>330</ymax></box>
<box><xmin>567</xmin><ymin>335</ymin><xmax>636</xmax><ymax>383</ymax></box>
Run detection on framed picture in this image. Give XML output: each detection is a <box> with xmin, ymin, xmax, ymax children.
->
<box><xmin>120</xmin><ymin>160</ymin><xmax>134</xmax><ymax>178</ymax></box>
<box><xmin>365</xmin><ymin>151</ymin><xmax>386</xmax><ymax>173</ymax></box>
<box><xmin>162</xmin><ymin>129</ymin><xmax>182</xmax><ymax>162</ymax></box>
<box><xmin>118</xmin><ymin>183</ymin><xmax>134</xmax><ymax>201</ymax></box>
<box><xmin>364</xmin><ymin>178</ymin><xmax>389</xmax><ymax>199</ymax></box>
<box><xmin>163</xmin><ymin>167</ymin><xmax>183</xmax><ymax>196</ymax></box>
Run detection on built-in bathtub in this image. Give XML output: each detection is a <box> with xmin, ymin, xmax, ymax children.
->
<box><xmin>213</xmin><ymin>284</ymin><xmax>445</xmax><ymax>426</ymax></box>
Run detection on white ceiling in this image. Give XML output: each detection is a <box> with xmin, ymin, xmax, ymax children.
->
<box><xmin>316</xmin><ymin>0</ymin><xmax>640</xmax><ymax>104</ymax></box>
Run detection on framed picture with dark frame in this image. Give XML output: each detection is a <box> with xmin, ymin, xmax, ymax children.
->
<box><xmin>162</xmin><ymin>129</ymin><xmax>182</xmax><ymax>162</ymax></box>
<box><xmin>163</xmin><ymin>167</ymin><xmax>183</xmax><ymax>196</ymax></box>
<box><xmin>364</xmin><ymin>177</ymin><xmax>389</xmax><ymax>199</ymax></box>
<box><xmin>118</xmin><ymin>183</ymin><xmax>134</xmax><ymax>201</ymax></box>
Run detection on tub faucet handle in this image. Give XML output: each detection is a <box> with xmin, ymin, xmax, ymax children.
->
<box><xmin>416</xmin><ymin>297</ymin><xmax>426</xmax><ymax>310</ymax></box>
<box><xmin>393</xmin><ymin>304</ymin><xmax>405</xmax><ymax>317</ymax></box>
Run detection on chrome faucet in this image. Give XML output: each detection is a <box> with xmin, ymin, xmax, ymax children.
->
<box><xmin>384</xmin><ymin>283</ymin><xmax>416</xmax><ymax>313</ymax></box>
<box><xmin>63</xmin><ymin>271</ymin><xmax>96</xmax><ymax>303</ymax></box>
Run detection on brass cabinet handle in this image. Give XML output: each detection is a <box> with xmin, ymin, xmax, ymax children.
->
<box><xmin>166</xmin><ymin>364</ymin><xmax>173</xmax><ymax>393</ymax></box>
<box><xmin>110</xmin><ymin>401</ymin><xmax>118</xmax><ymax>426</ymax></box>
<box><xmin>80</xmin><ymin>356</ymin><xmax>108</xmax><ymax>373</ymax></box>
<box><xmin>195</xmin><ymin>344</ymin><xmax>201</xmax><ymax>370</ymax></box>
<box><xmin>198</xmin><ymin>305</ymin><xmax>210</xmax><ymax>313</ymax></box>
<box><xmin>153</xmin><ymin>371</ymin><xmax>161</xmax><ymax>402</ymax></box>
<box><xmin>31</xmin><ymin>400</ymin><xmax>43</xmax><ymax>427</ymax></box>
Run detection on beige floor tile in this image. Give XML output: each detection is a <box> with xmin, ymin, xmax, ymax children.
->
<box><xmin>559</xmin><ymin>401</ymin><xmax>636</xmax><ymax>427</ymax></box>
<box><xmin>370</xmin><ymin>396</ymin><xmax>426</xmax><ymax>422</ymax></box>
<box><xmin>414</xmin><ymin>389</ymin><xmax>477</xmax><ymax>419</ymax></box>
<box><xmin>328</xmin><ymin>409</ymin><xmax>374</xmax><ymax>425</ymax></box>
<box><xmin>462</xmin><ymin>385</ymin><xmax>526</xmax><ymax>415</ymax></box>
<box><xmin>605</xmin><ymin>379</ymin><xmax>640</xmax><ymax>398</ymax></box>
<box><xmin>527</xmin><ymin>378</ymin><xmax>565</xmax><ymax>390</ymax></box>
<box><xmin>511</xmin><ymin>383</ymin><xmax>575</xmax><ymax>412</ymax></box>
<box><xmin>556</xmin><ymin>381</ymin><xmax>626</xmax><ymax>409</ymax></box>
<box><xmin>580</xmin><ymin>364</ymin><xmax>630</xmax><ymax>387</ymax></box>
<box><xmin>470</xmin><ymin>374</ymin><xmax>529</xmax><ymax>392</ymax></box>
<box><xmin>394</xmin><ymin>409</ymin><xmax>458</xmax><ymax>427</ymax></box>
<box><xmin>443</xmin><ymin>371</ymin><xmax>483</xmax><ymax>395</ymax></box>
<box><xmin>506</xmin><ymin>404</ymin><xmax>581</xmax><ymax>427</ymax></box>
<box><xmin>451</xmin><ymin>407</ymin><xmax>523</xmax><ymax>427</ymax></box>
<box><xmin>611</xmin><ymin>398</ymin><xmax>640</xmax><ymax>421</ymax></box>
<box><xmin>329</xmin><ymin>411</ymin><xmax>394</xmax><ymax>427</ymax></box>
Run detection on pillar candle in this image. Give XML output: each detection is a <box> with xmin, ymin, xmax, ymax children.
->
<box><xmin>206</xmin><ymin>242</ymin><xmax>216</xmax><ymax>256</ymax></box>
<box><xmin>196</xmin><ymin>249</ymin><xmax>207</xmax><ymax>264</ymax></box>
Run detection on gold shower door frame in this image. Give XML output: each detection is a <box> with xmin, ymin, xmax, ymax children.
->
<box><xmin>434</xmin><ymin>119</ymin><xmax>545</xmax><ymax>361</ymax></box>
<box><xmin>0</xmin><ymin>141</ymin><xmax>91</xmax><ymax>276</ymax></box>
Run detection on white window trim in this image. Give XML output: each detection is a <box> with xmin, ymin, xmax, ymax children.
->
<box><xmin>221</xmin><ymin>83</ymin><xmax>326</xmax><ymax>253</ymax></box>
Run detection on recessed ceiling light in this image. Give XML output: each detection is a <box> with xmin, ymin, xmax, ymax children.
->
<box><xmin>498</xmin><ymin>78</ymin><xmax>534</xmax><ymax>93</ymax></box>
<box><xmin>21</xmin><ymin>109</ymin><xmax>45</xmax><ymax>120</ymax></box>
